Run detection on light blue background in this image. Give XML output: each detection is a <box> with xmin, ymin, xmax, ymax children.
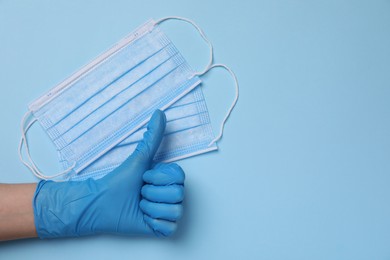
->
<box><xmin>1</xmin><ymin>1</ymin><xmax>389</xmax><ymax>259</ymax></box>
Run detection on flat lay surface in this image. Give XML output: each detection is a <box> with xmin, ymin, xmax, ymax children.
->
<box><xmin>1</xmin><ymin>0</ymin><xmax>389</xmax><ymax>259</ymax></box>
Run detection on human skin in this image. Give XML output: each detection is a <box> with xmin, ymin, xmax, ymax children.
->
<box><xmin>0</xmin><ymin>183</ymin><xmax>38</xmax><ymax>241</ymax></box>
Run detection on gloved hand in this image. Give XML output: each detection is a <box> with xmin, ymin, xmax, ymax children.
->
<box><xmin>33</xmin><ymin>110</ymin><xmax>185</xmax><ymax>238</ymax></box>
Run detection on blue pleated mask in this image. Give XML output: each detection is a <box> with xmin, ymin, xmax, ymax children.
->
<box><xmin>19</xmin><ymin>17</ymin><xmax>239</xmax><ymax>180</ymax></box>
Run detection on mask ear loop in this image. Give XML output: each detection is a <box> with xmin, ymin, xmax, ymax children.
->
<box><xmin>195</xmin><ymin>64</ymin><xmax>239</xmax><ymax>146</ymax></box>
<box><xmin>18</xmin><ymin>111</ymin><xmax>75</xmax><ymax>180</ymax></box>
<box><xmin>155</xmin><ymin>17</ymin><xmax>239</xmax><ymax>146</ymax></box>
<box><xmin>154</xmin><ymin>16</ymin><xmax>214</xmax><ymax>76</ymax></box>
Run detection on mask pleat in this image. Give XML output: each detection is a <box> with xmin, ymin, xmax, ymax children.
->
<box><xmin>46</xmin><ymin>44</ymin><xmax>179</xmax><ymax>141</ymax></box>
<box><xmin>34</xmin><ymin>29</ymin><xmax>169</xmax><ymax>121</ymax></box>
<box><xmin>53</xmin><ymin>52</ymin><xmax>186</xmax><ymax>150</ymax></box>
<box><xmin>117</xmin><ymin>106</ymin><xmax>207</xmax><ymax>147</ymax></box>
<box><xmin>70</xmin><ymin>86</ymin><xmax>217</xmax><ymax>181</ymax></box>
<box><xmin>63</xmin><ymin>68</ymin><xmax>200</xmax><ymax>172</ymax></box>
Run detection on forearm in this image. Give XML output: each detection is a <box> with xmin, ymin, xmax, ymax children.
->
<box><xmin>0</xmin><ymin>183</ymin><xmax>37</xmax><ymax>241</ymax></box>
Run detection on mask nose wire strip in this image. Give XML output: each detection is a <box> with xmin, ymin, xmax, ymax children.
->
<box><xmin>18</xmin><ymin>111</ymin><xmax>75</xmax><ymax>180</ymax></box>
<box><xmin>196</xmin><ymin>64</ymin><xmax>239</xmax><ymax>146</ymax></box>
<box><xmin>154</xmin><ymin>16</ymin><xmax>214</xmax><ymax>76</ymax></box>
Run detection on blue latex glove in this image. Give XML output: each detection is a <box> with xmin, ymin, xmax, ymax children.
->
<box><xmin>33</xmin><ymin>110</ymin><xmax>185</xmax><ymax>238</ymax></box>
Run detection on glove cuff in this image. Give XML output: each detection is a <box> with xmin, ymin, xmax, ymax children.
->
<box><xmin>33</xmin><ymin>180</ymin><xmax>97</xmax><ymax>239</ymax></box>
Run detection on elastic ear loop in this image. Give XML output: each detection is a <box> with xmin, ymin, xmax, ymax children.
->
<box><xmin>18</xmin><ymin>111</ymin><xmax>75</xmax><ymax>180</ymax></box>
<box><xmin>195</xmin><ymin>64</ymin><xmax>240</xmax><ymax>146</ymax></box>
<box><xmin>154</xmin><ymin>16</ymin><xmax>214</xmax><ymax>76</ymax></box>
<box><xmin>155</xmin><ymin>17</ymin><xmax>239</xmax><ymax>146</ymax></box>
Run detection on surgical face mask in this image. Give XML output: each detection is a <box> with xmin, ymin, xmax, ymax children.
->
<box><xmin>19</xmin><ymin>16</ymin><xmax>239</xmax><ymax>180</ymax></box>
